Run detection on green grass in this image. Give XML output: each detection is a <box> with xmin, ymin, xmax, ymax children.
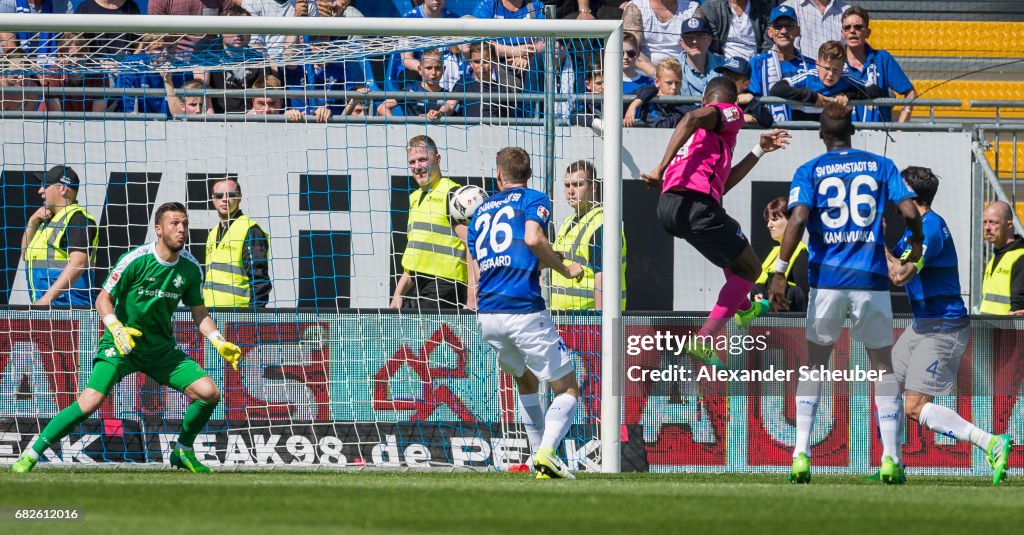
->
<box><xmin>1</xmin><ymin>470</ymin><xmax>1021</xmax><ymax>534</ymax></box>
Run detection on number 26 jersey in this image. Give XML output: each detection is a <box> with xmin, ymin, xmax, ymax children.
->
<box><xmin>788</xmin><ymin>148</ymin><xmax>916</xmax><ymax>290</ymax></box>
<box><xmin>468</xmin><ymin>187</ymin><xmax>550</xmax><ymax>313</ymax></box>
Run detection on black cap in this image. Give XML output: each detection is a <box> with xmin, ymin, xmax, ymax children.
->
<box><xmin>42</xmin><ymin>165</ymin><xmax>80</xmax><ymax>189</ymax></box>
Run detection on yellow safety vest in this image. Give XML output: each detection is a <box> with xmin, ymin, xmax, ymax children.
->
<box><xmin>401</xmin><ymin>177</ymin><xmax>467</xmax><ymax>282</ymax></box>
<box><xmin>980</xmin><ymin>248</ymin><xmax>1024</xmax><ymax>314</ymax></box>
<box><xmin>204</xmin><ymin>214</ymin><xmax>268</xmax><ymax>307</ymax></box>
<box><xmin>755</xmin><ymin>242</ymin><xmax>809</xmax><ymax>285</ymax></box>
<box><xmin>25</xmin><ymin>203</ymin><xmax>98</xmax><ymax>302</ymax></box>
<box><xmin>550</xmin><ymin>207</ymin><xmax>627</xmax><ymax>311</ymax></box>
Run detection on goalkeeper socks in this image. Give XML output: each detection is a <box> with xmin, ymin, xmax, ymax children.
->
<box><xmin>177</xmin><ymin>399</ymin><xmax>216</xmax><ymax>448</ymax></box>
<box><xmin>794</xmin><ymin>380</ymin><xmax>822</xmax><ymax>458</ymax></box>
<box><xmin>919</xmin><ymin>402</ymin><xmax>992</xmax><ymax>449</ymax></box>
<box><xmin>518</xmin><ymin>393</ymin><xmax>545</xmax><ymax>453</ymax></box>
<box><xmin>32</xmin><ymin>401</ymin><xmax>87</xmax><ymax>457</ymax></box>
<box><xmin>539</xmin><ymin>393</ymin><xmax>578</xmax><ymax>451</ymax></box>
<box><xmin>697</xmin><ymin>272</ymin><xmax>754</xmax><ymax>338</ymax></box>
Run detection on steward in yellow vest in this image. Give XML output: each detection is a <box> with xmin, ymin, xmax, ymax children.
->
<box><xmin>980</xmin><ymin>235</ymin><xmax>1024</xmax><ymax>315</ymax></box>
<box><xmin>204</xmin><ymin>179</ymin><xmax>272</xmax><ymax>308</ymax></box>
<box><xmin>391</xmin><ymin>135</ymin><xmax>473</xmax><ymax>311</ymax></box>
<box><xmin>550</xmin><ymin>160</ymin><xmax>626</xmax><ymax>311</ymax></box>
<box><xmin>22</xmin><ymin>166</ymin><xmax>98</xmax><ymax>306</ymax></box>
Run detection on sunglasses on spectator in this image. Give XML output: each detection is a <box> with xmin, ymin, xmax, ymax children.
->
<box><xmin>623</xmin><ymin>49</ymin><xmax>638</xmax><ymax>58</ymax></box>
<box><xmin>212</xmin><ymin>191</ymin><xmax>241</xmax><ymax>200</ymax></box>
<box><xmin>771</xmin><ymin>22</ymin><xmax>797</xmax><ymax>30</ymax></box>
<box><xmin>842</xmin><ymin>24</ymin><xmax>866</xmax><ymax>31</ymax></box>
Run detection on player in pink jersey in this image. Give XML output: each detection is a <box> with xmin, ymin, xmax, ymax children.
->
<box><xmin>642</xmin><ymin>77</ymin><xmax>791</xmax><ymax>366</ymax></box>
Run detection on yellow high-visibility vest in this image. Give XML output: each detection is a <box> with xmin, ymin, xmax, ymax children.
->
<box><xmin>755</xmin><ymin>242</ymin><xmax>809</xmax><ymax>285</ymax></box>
<box><xmin>401</xmin><ymin>177</ymin><xmax>467</xmax><ymax>282</ymax></box>
<box><xmin>550</xmin><ymin>207</ymin><xmax>627</xmax><ymax>311</ymax></box>
<box><xmin>25</xmin><ymin>203</ymin><xmax>98</xmax><ymax>302</ymax></box>
<box><xmin>980</xmin><ymin>248</ymin><xmax>1024</xmax><ymax>314</ymax></box>
<box><xmin>204</xmin><ymin>214</ymin><xmax>268</xmax><ymax>307</ymax></box>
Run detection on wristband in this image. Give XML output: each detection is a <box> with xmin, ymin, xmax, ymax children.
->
<box><xmin>207</xmin><ymin>329</ymin><xmax>225</xmax><ymax>344</ymax></box>
<box><xmin>102</xmin><ymin>314</ymin><xmax>121</xmax><ymax>328</ymax></box>
<box><xmin>751</xmin><ymin>145</ymin><xmax>766</xmax><ymax>159</ymax></box>
<box><xmin>774</xmin><ymin>259</ymin><xmax>789</xmax><ymax>274</ymax></box>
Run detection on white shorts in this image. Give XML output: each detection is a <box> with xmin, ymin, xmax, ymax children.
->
<box><xmin>478</xmin><ymin>310</ymin><xmax>575</xmax><ymax>382</ymax></box>
<box><xmin>892</xmin><ymin>323</ymin><xmax>970</xmax><ymax>397</ymax></box>
<box><xmin>806</xmin><ymin>288</ymin><xmax>894</xmax><ymax>348</ymax></box>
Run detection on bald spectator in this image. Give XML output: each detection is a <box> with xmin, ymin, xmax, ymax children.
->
<box><xmin>623</xmin><ymin>0</ymin><xmax>701</xmax><ymax>78</ymax></box>
<box><xmin>841</xmin><ymin>6</ymin><xmax>917</xmax><ymax>123</ymax></box>
<box><xmin>981</xmin><ymin>201</ymin><xmax>1024</xmax><ymax>315</ymax></box>
<box><xmin>695</xmin><ymin>0</ymin><xmax>773</xmax><ymax>59</ymax></box>
<box><xmin>781</xmin><ymin>0</ymin><xmax>849</xmax><ymax>66</ymax></box>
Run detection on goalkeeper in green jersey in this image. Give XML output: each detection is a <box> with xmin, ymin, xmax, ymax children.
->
<box><xmin>12</xmin><ymin>202</ymin><xmax>243</xmax><ymax>474</ymax></box>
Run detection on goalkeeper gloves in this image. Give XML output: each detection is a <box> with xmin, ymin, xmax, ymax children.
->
<box><xmin>103</xmin><ymin>314</ymin><xmax>143</xmax><ymax>356</ymax></box>
<box><xmin>208</xmin><ymin>331</ymin><xmax>242</xmax><ymax>371</ymax></box>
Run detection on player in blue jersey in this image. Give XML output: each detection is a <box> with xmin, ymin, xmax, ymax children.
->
<box><xmin>768</xmin><ymin>102</ymin><xmax>924</xmax><ymax>485</ymax></box>
<box><xmin>886</xmin><ymin>166</ymin><xmax>1012</xmax><ymax>485</ymax></box>
<box><xmin>769</xmin><ymin>41</ymin><xmax>883</xmax><ymax>120</ymax></box>
<box><xmin>468</xmin><ymin>147</ymin><xmax>584</xmax><ymax>479</ymax></box>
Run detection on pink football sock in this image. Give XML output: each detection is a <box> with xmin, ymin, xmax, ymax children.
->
<box><xmin>697</xmin><ymin>272</ymin><xmax>754</xmax><ymax>338</ymax></box>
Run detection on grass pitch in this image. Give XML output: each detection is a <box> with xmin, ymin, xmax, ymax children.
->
<box><xmin>1</xmin><ymin>470</ymin><xmax>1021</xmax><ymax>534</ymax></box>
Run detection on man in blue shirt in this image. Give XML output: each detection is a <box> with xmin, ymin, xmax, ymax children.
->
<box><xmin>769</xmin><ymin>102</ymin><xmax>924</xmax><ymax>485</ymax></box>
<box><xmin>679</xmin><ymin>17</ymin><xmax>727</xmax><ymax>97</ymax></box>
<box><xmin>749</xmin><ymin>5</ymin><xmax>816</xmax><ymax>122</ymax></box>
<box><xmin>469</xmin><ymin>147</ymin><xmax>584</xmax><ymax>479</ymax></box>
<box><xmin>841</xmin><ymin>6</ymin><xmax>916</xmax><ymax>123</ymax></box>
<box><xmin>770</xmin><ymin>40</ymin><xmax>883</xmax><ymax>119</ymax></box>
<box><xmin>887</xmin><ymin>166</ymin><xmax>1012</xmax><ymax>485</ymax></box>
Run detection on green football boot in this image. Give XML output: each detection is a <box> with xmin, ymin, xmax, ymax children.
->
<box><xmin>170</xmin><ymin>447</ymin><xmax>212</xmax><ymax>473</ymax></box>
<box><xmin>879</xmin><ymin>455</ymin><xmax>906</xmax><ymax>485</ymax></box>
<box><xmin>788</xmin><ymin>453</ymin><xmax>811</xmax><ymax>484</ymax></box>
<box><xmin>533</xmin><ymin>447</ymin><xmax>575</xmax><ymax>480</ymax></box>
<box><xmin>685</xmin><ymin>340</ymin><xmax>728</xmax><ymax>370</ymax></box>
<box><xmin>11</xmin><ymin>454</ymin><xmax>37</xmax><ymax>474</ymax></box>
<box><xmin>735</xmin><ymin>300</ymin><xmax>770</xmax><ymax>329</ymax></box>
<box><xmin>986</xmin><ymin>434</ymin><xmax>1013</xmax><ymax>485</ymax></box>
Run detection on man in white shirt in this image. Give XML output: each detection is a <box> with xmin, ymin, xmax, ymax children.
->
<box><xmin>782</xmin><ymin>0</ymin><xmax>849</xmax><ymax>61</ymax></box>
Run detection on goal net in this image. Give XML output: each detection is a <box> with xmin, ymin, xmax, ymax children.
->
<box><xmin>0</xmin><ymin>14</ymin><xmax>624</xmax><ymax>472</ymax></box>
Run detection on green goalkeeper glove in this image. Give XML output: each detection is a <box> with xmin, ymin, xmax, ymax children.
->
<box><xmin>210</xmin><ymin>333</ymin><xmax>242</xmax><ymax>371</ymax></box>
<box><xmin>104</xmin><ymin>315</ymin><xmax>143</xmax><ymax>356</ymax></box>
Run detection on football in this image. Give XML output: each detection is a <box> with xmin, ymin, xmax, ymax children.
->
<box><xmin>449</xmin><ymin>185</ymin><xmax>488</xmax><ymax>223</ymax></box>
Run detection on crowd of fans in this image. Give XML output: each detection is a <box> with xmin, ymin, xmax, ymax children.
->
<box><xmin>0</xmin><ymin>0</ymin><xmax>916</xmax><ymax>126</ymax></box>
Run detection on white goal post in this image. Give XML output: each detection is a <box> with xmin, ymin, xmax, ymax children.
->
<box><xmin>0</xmin><ymin>14</ymin><xmax>624</xmax><ymax>473</ymax></box>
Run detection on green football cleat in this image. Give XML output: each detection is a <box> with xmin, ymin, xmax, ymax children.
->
<box><xmin>533</xmin><ymin>447</ymin><xmax>575</xmax><ymax>480</ymax></box>
<box><xmin>788</xmin><ymin>453</ymin><xmax>811</xmax><ymax>484</ymax></box>
<box><xmin>684</xmin><ymin>341</ymin><xmax>728</xmax><ymax>370</ymax></box>
<box><xmin>987</xmin><ymin>434</ymin><xmax>1013</xmax><ymax>485</ymax></box>
<box><xmin>879</xmin><ymin>455</ymin><xmax>906</xmax><ymax>485</ymax></box>
<box><xmin>734</xmin><ymin>300</ymin><xmax>770</xmax><ymax>329</ymax></box>
<box><xmin>11</xmin><ymin>454</ymin><xmax>37</xmax><ymax>474</ymax></box>
<box><xmin>170</xmin><ymin>447</ymin><xmax>212</xmax><ymax>473</ymax></box>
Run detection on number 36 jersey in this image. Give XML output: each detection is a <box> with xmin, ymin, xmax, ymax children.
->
<box><xmin>468</xmin><ymin>187</ymin><xmax>550</xmax><ymax>313</ymax></box>
<box><xmin>788</xmin><ymin>148</ymin><xmax>916</xmax><ymax>290</ymax></box>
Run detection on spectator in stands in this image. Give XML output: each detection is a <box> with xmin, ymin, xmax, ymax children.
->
<box><xmin>550</xmin><ymin>38</ymin><xmax>578</xmax><ymax>119</ymax></box>
<box><xmin>748</xmin><ymin>4</ymin><xmax>815</xmax><ymax>122</ymax></box>
<box><xmin>390</xmin><ymin>135</ymin><xmax>474</xmax><ymax>311</ymax></box>
<box><xmin>298</xmin><ymin>0</ymin><xmax>362</xmax><ymax>17</ymax></box>
<box><xmin>622</xmin><ymin>32</ymin><xmax>654</xmax><ymax>95</ymax></box>
<box><xmin>208</xmin><ymin>6</ymin><xmax>270</xmax><ymax>114</ymax></box>
<box><xmin>74</xmin><ymin>0</ymin><xmax>141</xmax><ymax>57</ymax></box>
<box><xmin>695</xmin><ymin>0</ymin><xmax>773</xmax><ymax>58</ymax></box>
<box><xmin>751</xmin><ymin>196</ymin><xmax>808</xmax><ymax>312</ymax></box>
<box><xmin>404</xmin><ymin>0</ymin><xmax>457</xmax><ymax>19</ymax></box>
<box><xmin>115</xmin><ymin>34</ymin><xmax>190</xmax><ymax>117</ymax></box>
<box><xmin>841</xmin><ymin>6</ymin><xmax>917</xmax><ymax>123</ymax></box>
<box><xmin>714</xmin><ymin>56</ymin><xmax>773</xmax><ymax>127</ymax></box>
<box><xmin>378</xmin><ymin>48</ymin><xmax>459</xmax><ymax>120</ymax></box>
<box><xmin>0</xmin><ymin>0</ymin><xmax>57</xmax><ymax>63</ymax></box>
<box><xmin>472</xmin><ymin>0</ymin><xmax>547</xmax><ymax>75</ymax></box>
<box><xmin>41</xmin><ymin>33</ymin><xmax>108</xmax><ymax>113</ymax></box>
<box><xmin>165</xmin><ymin>78</ymin><xmax>214</xmax><ymax>116</ymax></box>
<box><xmin>623</xmin><ymin>0</ymin><xmax>701</xmax><ymax>77</ymax></box>
<box><xmin>781</xmin><ymin>0</ymin><xmax>848</xmax><ymax>64</ymax></box>
<box><xmin>980</xmin><ymin>201</ymin><xmax>1024</xmax><ymax>315</ymax></box>
<box><xmin>462</xmin><ymin>41</ymin><xmax>519</xmax><ymax>119</ymax></box>
<box><xmin>204</xmin><ymin>177</ymin><xmax>272</xmax><ymax>308</ymax></box>
<box><xmin>572</xmin><ymin>66</ymin><xmax>602</xmax><ymax>127</ymax></box>
<box><xmin>624</xmin><ymin>57</ymin><xmax>693</xmax><ymax>128</ymax></box>
<box><xmin>0</xmin><ymin>62</ymin><xmax>42</xmax><ymax>113</ymax></box>
<box><xmin>283</xmin><ymin>34</ymin><xmax>371</xmax><ymax>122</ymax></box>
<box><xmin>549</xmin><ymin>0</ymin><xmax>624</xmax><ymax>20</ymax></box>
<box><xmin>679</xmin><ymin>17</ymin><xmax>727</xmax><ymax>97</ymax></box>
<box><xmin>21</xmin><ymin>166</ymin><xmax>98</xmax><ymax>307</ymax></box>
<box><xmin>232</xmin><ymin>0</ymin><xmax>296</xmax><ymax>59</ymax></box>
<box><xmin>398</xmin><ymin>1</ymin><xmax>464</xmax><ymax>90</ymax></box>
<box><xmin>148</xmin><ymin>0</ymin><xmax>232</xmax><ymax>54</ymax></box>
<box><xmin>246</xmin><ymin>74</ymin><xmax>286</xmax><ymax>115</ymax></box>
<box><xmin>770</xmin><ymin>40</ymin><xmax>882</xmax><ymax>118</ymax></box>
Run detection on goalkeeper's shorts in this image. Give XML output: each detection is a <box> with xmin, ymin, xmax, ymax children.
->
<box><xmin>87</xmin><ymin>341</ymin><xmax>209</xmax><ymax>394</ymax></box>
